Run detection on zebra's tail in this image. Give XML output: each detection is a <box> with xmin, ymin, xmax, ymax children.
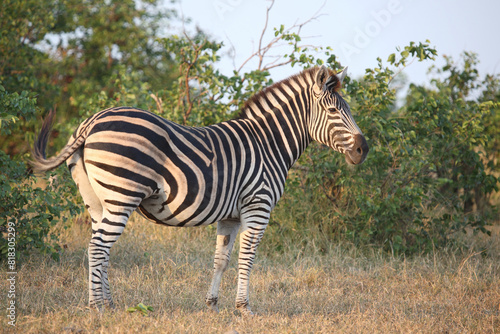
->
<box><xmin>30</xmin><ymin>109</ymin><xmax>87</xmax><ymax>173</ymax></box>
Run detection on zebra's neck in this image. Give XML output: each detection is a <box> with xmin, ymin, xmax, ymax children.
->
<box><xmin>237</xmin><ymin>69</ymin><xmax>316</xmax><ymax>171</ymax></box>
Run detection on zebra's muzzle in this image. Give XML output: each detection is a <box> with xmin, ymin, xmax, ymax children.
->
<box><xmin>345</xmin><ymin>134</ymin><xmax>369</xmax><ymax>165</ymax></box>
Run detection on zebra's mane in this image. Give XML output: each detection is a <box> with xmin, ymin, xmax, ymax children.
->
<box><xmin>237</xmin><ymin>66</ymin><xmax>338</xmax><ymax>119</ymax></box>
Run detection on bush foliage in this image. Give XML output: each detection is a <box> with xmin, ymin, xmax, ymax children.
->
<box><xmin>1</xmin><ymin>1</ymin><xmax>498</xmax><ymax>259</ymax></box>
<box><xmin>0</xmin><ymin>86</ymin><xmax>80</xmax><ymax>260</ymax></box>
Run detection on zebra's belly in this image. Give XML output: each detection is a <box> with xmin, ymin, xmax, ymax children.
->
<box><xmin>137</xmin><ymin>194</ymin><xmax>220</xmax><ymax>227</ymax></box>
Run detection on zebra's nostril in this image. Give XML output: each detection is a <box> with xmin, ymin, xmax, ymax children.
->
<box><xmin>347</xmin><ymin>134</ymin><xmax>369</xmax><ymax>165</ymax></box>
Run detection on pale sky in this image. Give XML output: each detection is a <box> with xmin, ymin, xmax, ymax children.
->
<box><xmin>175</xmin><ymin>0</ymin><xmax>500</xmax><ymax>87</ymax></box>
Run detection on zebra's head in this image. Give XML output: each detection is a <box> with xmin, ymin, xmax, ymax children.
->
<box><xmin>310</xmin><ymin>66</ymin><xmax>369</xmax><ymax>165</ymax></box>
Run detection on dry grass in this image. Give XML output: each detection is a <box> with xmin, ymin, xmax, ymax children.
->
<box><xmin>2</xmin><ymin>215</ymin><xmax>500</xmax><ymax>333</ymax></box>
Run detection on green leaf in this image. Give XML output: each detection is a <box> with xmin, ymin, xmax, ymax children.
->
<box><xmin>127</xmin><ymin>303</ymin><xmax>154</xmax><ymax>316</ymax></box>
<box><xmin>387</xmin><ymin>53</ymin><xmax>396</xmax><ymax>64</ymax></box>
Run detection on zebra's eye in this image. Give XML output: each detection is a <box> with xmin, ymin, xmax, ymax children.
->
<box><xmin>328</xmin><ymin>108</ymin><xmax>338</xmax><ymax>114</ymax></box>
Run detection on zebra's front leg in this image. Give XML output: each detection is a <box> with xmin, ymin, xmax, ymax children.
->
<box><xmin>206</xmin><ymin>219</ymin><xmax>240</xmax><ymax>313</ymax></box>
<box><xmin>235</xmin><ymin>207</ymin><xmax>270</xmax><ymax>316</ymax></box>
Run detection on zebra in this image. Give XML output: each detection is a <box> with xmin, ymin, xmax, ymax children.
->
<box><xmin>31</xmin><ymin>65</ymin><xmax>368</xmax><ymax>315</ymax></box>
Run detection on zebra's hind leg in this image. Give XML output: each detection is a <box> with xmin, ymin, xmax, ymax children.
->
<box><xmin>206</xmin><ymin>219</ymin><xmax>240</xmax><ymax>313</ymax></box>
<box><xmin>66</xmin><ymin>151</ymin><xmax>111</xmax><ymax>310</ymax></box>
<box><xmin>88</xmin><ymin>209</ymin><xmax>132</xmax><ymax>311</ymax></box>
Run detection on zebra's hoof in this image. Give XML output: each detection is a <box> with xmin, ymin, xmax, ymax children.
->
<box><xmin>89</xmin><ymin>302</ymin><xmax>105</xmax><ymax>313</ymax></box>
<box><xmin>206</xmin><ymin>298</ymin><xmax>219</xmax><ymax>313</ymax></box>
<box><xmin>104</xmin><ymin>299</ymin><xmax>115</xmax><ymax>308</ymax></box>
<box><xmin>89</xmin><ymin>300</ymin><xmax>115</xmax><ymax>312</ymax></box>
<box><xmin>235</xmin><ymin>306</ymin><xmax>254</xmax><ymax>316</ymax></box>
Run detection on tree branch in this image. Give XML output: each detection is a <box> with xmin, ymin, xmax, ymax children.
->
<box><xmin>150</xmin><ymin>93</ymin><xmax>163</xmax><ymax>114</ymax></box>
<box><xmin>237</xmin><ymin>0</ymin><xmax>326</xmax><ymax>74</ymax></box>
<box><xmin>180</xmin><ymin>32</ymin><xmax>207</xmax><ymax>124</ymax></box>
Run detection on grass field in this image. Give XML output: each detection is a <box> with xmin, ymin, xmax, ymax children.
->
<box><xmin>2</xmin><ymin>213</ymin><xmax>499</xmax><ymax>333</ymax></box>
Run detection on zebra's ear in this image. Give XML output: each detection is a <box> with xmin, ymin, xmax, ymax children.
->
<box><xmin>323</xmin><ymin>66</ymin><xmax>348</xmax><ymax>92</ymax></box>
<box><xmin>336</xmin><ymin>66</ymin><xmax>348</xmax><ymax>85</ymax></box>
<box><xmin>315</xmin><ymin>65</ymin><xmax>330</xmax><ymax>90</ymax></box>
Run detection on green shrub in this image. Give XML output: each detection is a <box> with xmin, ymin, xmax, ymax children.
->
<box><xmin>0</xmin><ymin>85</ymin><xmax>80</xmax><ymax>261</ymax></box>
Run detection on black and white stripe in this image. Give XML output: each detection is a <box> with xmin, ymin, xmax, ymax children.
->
<box><xmin>31</xmin><ymin>65</ymin><xmax>368</xmax><ymax>314</ymax></box>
